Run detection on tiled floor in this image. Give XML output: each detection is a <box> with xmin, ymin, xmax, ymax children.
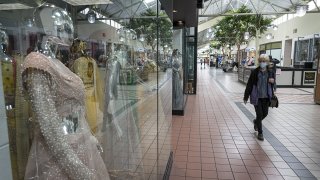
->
<box><xmin>170</xmin><ymin>65</ymin><xmax>320</xmax><ymax>180</ymax></box>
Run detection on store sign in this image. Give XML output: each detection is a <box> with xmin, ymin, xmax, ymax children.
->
<box><xmin>303</xmin><ymin>71</ymin><xmax>316</xmax><ymax>85</ymax></box>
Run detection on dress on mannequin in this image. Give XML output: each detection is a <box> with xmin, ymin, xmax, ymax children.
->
<box><xmin>172</xmin><ymin>49</ymin><xmax>183</xmax><ymax>110</ymax></box>
<box><xmin>0</xmin><ymin>28</ymin><xmax>15</xmax><ymax>108</ymax></box>
<box><xmin>21</xmin><ymin>4</ymin><xmax>109</xmax><ymax>180</ymax></box>
<box><xmin>99</xmin><ymin>55</ymin><xmax>145</xmax><ymax>179</ymax></box>
<box><xmin>0</xmin><ymin>25</ymin><xmax>19</xmax><ymax>179</ymax></box>
<box><xmin>71</xmin><ymin>41</ymin><xmax>104</xmax><ymax>133</ymax></box>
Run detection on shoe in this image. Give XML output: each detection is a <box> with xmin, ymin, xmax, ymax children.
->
<box><xmin>257</xmin><ymin>133</ymin><xmax>264</xmax><ymax>141</ymax></box>
<box><xmin>253</xmin><ymin>119</ymin><xmax>258</xmax><ymax>131</ymax></box>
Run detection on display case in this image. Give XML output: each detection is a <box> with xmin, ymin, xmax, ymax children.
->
<box><xmin>172</xmin><ymin>29</ymin><xmax>186</xmax><ymax>115</ymax></box>
<box><xmin>294</xmin><ymin>36</ymin><xmax>320</xmax><ymax>69</ymax></box>
<box><xmin>184</xmin><ymin>27</ymin><xmax>197</xmax><ymax>94</ymax></box>
<box><xmin>0</xmin><ymin>1</ymin><xmax>172</xmax><ymax>180</ymax></box>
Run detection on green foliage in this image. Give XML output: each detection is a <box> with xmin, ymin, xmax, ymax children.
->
<box><xmin>126</xmin><ymin>9</ymin><xmax>172</xmax><ymax>51</ymax></box>
<box><xmin>210</xmin><ymin>41</ymin><xmax>221</xmax><ymax>49</ymax></box>
<box><xmin>212</xmin><ymin>5</ymin><xmax>272</xmax><ymax>49</ymax></box>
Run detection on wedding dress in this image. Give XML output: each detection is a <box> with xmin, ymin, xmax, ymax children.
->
<box><xmin>22</xmin><ymin>52</ymin><xmax>110</xmax><ymax>180</ymax></box>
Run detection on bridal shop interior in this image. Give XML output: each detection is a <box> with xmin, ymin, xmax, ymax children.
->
<box><xmin>0</xmin><ymin>0</ymin><xmax>174</xmax><ymax>179</ymax></box>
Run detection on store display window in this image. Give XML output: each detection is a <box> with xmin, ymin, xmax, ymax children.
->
<box><xmin>0</xmin><ymin>1</ymin><xmax>172</xmax><ymax>179</ymax></box>
<box><xmin>294</xmin><ymin>37</ymin><xmax>320</xmax><ymax>68</ymax></box>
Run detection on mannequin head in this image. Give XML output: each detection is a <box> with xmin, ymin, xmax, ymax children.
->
<box><xmin>34</xmin><ymin>3</ymin><xmax>74</xmax><ymax>58</ymax></box>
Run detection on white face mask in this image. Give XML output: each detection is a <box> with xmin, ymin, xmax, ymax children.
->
<box><xmin>260</xmin><ymin>62</ymin><xmax>267</xmax><ymax>69</ymax></box>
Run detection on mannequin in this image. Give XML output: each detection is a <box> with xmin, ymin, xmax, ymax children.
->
<box><xmin>0</xmin><ymin>26</ymin><xmax>15</xmax><ymax>108</ymax></box>
<box><xmin>0</xmin><ymin>24</ymin><xmax>19</xmax><ymax>179</ymax></box>
<box><xmin>102</xmin><ymin>54</ymin><xmax>121</xmax><ymax>134</ymax></box>
<box><xmin>100</xmin><ymin>54</ymin><xmax>145</xmax><ymax>179</ymax></box>
<box><xmin>22</xmin><ymin>4</ymin><xmax>109</xmax><ymax>179</ymax></box>
<box><xmin>172</xmin><ymin>49</ymin><xmax>183</xmax><ymax>110</ymax></box>
<box><xmin>71</xmin><ymin>40</ymin><xmax>104</xmax><ymax>133</ymax></box>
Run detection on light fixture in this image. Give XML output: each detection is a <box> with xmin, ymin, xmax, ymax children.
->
<box><xmin>173</xmin><ymin>9</ymin><xmax>177</xmax><ymax>13</ymax></box>
<box><xmin>296</xmin><ymin>5</ymin><xmax>308</xmax><ymax>17</ymax></box>
<box><xmin>244</xmin><ymin>32</ymin><xmax>250</xmax><ymax>40</ymax></box>
<box><xmin>208</xmin><ymin>28</ymin><xmax>212</xmax><ymax>33</ymax></box>
<box><xmin>266</xmin><ymin>33</ymin><xmax>273</xmax><ymax>40</ymax></box>
<box><xmin>87</xmin><ymin>10</ymin><xmax>96</xmax><ymax>23</ymax></box>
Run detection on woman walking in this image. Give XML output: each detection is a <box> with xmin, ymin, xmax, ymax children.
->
<box><xmin>243</xmin><ymin>54</ymin><xmax>275</xmax><ymax>141</ymax></box>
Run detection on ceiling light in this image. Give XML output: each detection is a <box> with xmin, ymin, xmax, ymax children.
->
<box><xmin>244</xmin><ymin>32</ymin><xmax>250</xmax><ymax>40</ymax></box>
<box><xmin>173</xmin><ymin>10</ymin><xmax>177</xmax><ymax>13</ymax></box>
<box><xmin>62</xmin><ymin>0</ymin><xmax>113</xmax><ymax>6</ymax></box>
<box><xmin>296</xmin><ymin>5</ymin><xmax>308</xmax><ymax>17</ymax></box>
<box><xmin>266</xmin><ymin>33</ymin><xmax>273</xmax><ymax>40</ymax></box>
<box><xmin>87</xmin><ymin>10</ymin><xmax>96</xmax><ymax>23</ymax></box>
<box><xmin>0</xmin><ymin>3</ymin><xmax>32</xmax><ymax>10</ymax></box>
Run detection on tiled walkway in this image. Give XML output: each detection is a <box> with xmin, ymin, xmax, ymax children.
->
<box><xmin>170</xmin><ymin>65</ymin><xmax>320</xmax><ymax>180</ymax></box>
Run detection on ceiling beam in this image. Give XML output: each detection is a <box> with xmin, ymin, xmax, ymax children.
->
<box><xmin>201</xmin><ymin>0</ymin><xmax>213</xmax><ymax>15</ymax></box>
<box><xmin>108</xmin><ymin>0</ymin><xmax>144</xmax><ymax>17</ymax></box>
<box><xmin>224</xmin><ymin>0</ymin><xmax>234</xmax><ymax>12</ymax></box>
<box><xmin>313</xmin><ymin>0</ymin><xmax>320</xmax><ymax>11</ymax></box>
<box><xmin>249</xmin><ymin>0</ymin><xmax>258</xmax><ymax>13</ymax></box>
<box><xmin>260</xmin><ymin>0</ymin><xmax>290</xmax><ymax>11</ymax></box>
<box><xmin>77</xmin><ymin>15</ymin><xmax>167</xmax><ymax>21</ymax></box>
<box><xmin>132</xmin><ymin>1</ymin><xmax>144</xmax><ymax>17</ymax></box>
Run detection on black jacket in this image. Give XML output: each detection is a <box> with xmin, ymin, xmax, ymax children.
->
<box><xmin>244</xmin><ymin>67</ymin><xmax>275</xmax><ymax>102</ymax></box>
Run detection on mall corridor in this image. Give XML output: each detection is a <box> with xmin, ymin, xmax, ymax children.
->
<box><xmin>170</xmin><ymin>65</ymin><xmax>320</xmax><ymax>180</ymax></box>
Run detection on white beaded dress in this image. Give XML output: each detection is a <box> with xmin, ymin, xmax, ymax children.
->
<box><xmin>22</xmin><ymin>52</ymin><xmax>110</xmax><ymax>180</ymax></box>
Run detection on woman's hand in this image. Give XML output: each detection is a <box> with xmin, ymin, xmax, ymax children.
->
<box><xmin>269</xmin><ymin>78</ymin><xmax>275</xmax><ymax>84</ymax></box>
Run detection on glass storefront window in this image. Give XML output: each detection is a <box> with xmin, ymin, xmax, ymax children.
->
<box><xmin>0</xmin><ymin>1</ymin><xmax>172</xmax><ymax>180</ymax></box>
<box><xmin>294</xmin><ymin>38</ymin><xmax>320</xmax><ymax>68</ymax></box>
<box><xmin>185</xmin><ymin>28</ymin><xmax>197</xmax><ymax>94</ymax></box>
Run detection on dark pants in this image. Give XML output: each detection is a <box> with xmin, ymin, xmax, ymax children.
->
<box><xmin>254</xmin><ymin>98</ymin><xmax>269</xmax><ymax>134</ymax></box>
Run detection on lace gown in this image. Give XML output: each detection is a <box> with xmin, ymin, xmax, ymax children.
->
<box><xmin>22</xmin><ymin>52</ymin><xmax>110</xmax><ymax>180</ymax></box>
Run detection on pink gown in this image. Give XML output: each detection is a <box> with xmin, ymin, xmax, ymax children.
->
<box><xmin>22</xmin><ymin>52</ymin><xmax>110</xmax><ymax>180</ymax></box>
